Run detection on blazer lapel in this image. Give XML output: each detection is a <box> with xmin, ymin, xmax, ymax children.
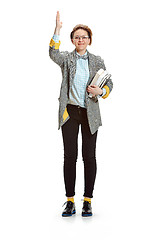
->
<box><xmin>88</xmin><ymin>52</ymin><xmax>96</xmax><ymax>85</ymax></box>
<box><xmin>69</xmin><ymin>50</ymin><xmax>77</xmax><ymax>87</ymax></box>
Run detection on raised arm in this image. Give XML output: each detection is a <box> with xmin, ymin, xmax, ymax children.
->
<box><xmin>49</xmin><ymin>11</ymin><xmax>68</xmax><ymax>67</ymax></box>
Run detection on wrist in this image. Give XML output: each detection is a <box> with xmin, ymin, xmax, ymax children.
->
<box><xmin>99</xmin><ymin>89</ymin><xmax>103</xmax><ymax>96</ymax></box>
<box><xmin>54</xmin><ymin>27</ymin><xmax>61</xmax><ymax>35</ymax></box>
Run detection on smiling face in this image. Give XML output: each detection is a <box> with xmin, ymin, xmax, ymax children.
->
<box><xmin>72</xmin><ymin>29</ymin><xmax>91</xmax><ymax>55</ymax></box>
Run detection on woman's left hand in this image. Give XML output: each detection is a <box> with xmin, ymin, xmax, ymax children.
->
<box><xmin>87</xmin><ymin>85</ymin><xmax>103</xmax><ymax>97</ymax></box>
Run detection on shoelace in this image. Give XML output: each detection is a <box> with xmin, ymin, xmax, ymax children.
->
<box><xmin>62</xmin><ymin>201</ymin><xmax>67</xmax><ymax>207</ymax></box>
<box><xmin>81</xmin><ymin>199</ymin><xmax>91</xmax><ymax>211</ymax></box>
<box><xmin>62</xmin><ymin>200</ymin><xmax>91</xmax><ymax>207</ymax></box>
<box><xmin>62</xmin><ymin>201</ymin><xmax>73</xmax><ymax>207</ymax></box>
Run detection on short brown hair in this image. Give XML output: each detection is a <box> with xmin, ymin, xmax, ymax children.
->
<box><xmin>70</xmin><ymin>24</ymin><xmax>93</xmax><ymax>45</ymax></box>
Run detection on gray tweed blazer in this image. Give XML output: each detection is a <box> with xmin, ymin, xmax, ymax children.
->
<box><xmin>49</xmin><ymin>46</ymin><xmax>113</xmax><ymax>134</ymax></box>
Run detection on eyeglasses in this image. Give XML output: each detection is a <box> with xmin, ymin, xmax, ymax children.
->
<box><xmin>73</xmin><ymin>35</ymin><xmax>89</xmax><ymax>40</ymax></box>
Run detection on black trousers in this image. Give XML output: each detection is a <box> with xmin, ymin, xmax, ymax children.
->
<box><xmin>61</xmin><ymin>104</ymin><xmax>98</xmax><ymax>198</ymax></box>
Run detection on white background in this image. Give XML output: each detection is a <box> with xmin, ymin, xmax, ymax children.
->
<box><xmin>0</xmin><ymin>0</ymin><xmax>160</xmax><ymax>239</ymax></box>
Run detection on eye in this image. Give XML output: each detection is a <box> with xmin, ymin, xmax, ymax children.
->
<box><xmin>82</xmin><ymin>36</ymin><xmax>88</xmax><ymax>40</ymax></box>
<box><xmin>73</xmin><ymin>36</ymin><xmax>89</xmax><ymax>40</ymax></box>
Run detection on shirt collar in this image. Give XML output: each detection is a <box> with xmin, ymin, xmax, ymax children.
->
<box><xmin>76</xmin><ymin>50</ymin><xmax>88</xmax><ymax>57</ymax></box>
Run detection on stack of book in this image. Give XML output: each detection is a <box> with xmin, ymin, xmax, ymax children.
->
<box><xmin>88</xmin><ymin>69</ymin><xmax>111</xmax><ymax>98</ymax></box>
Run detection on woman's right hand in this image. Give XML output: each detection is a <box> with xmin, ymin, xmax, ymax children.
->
<box><xmin>56</xmin><ymin>11</ymin><xmax>62</xmax><ymax>30</ymax></box>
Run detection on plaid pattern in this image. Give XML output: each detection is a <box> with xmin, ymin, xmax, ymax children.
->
<box><xmin>50</xmin><ymin>35</ymin><xmax>113</xmax><ymax>134</ymax></box>
<box><xmin>53</xmin><ymin>35</ymin><xmax>89</xmax><ymax>107</ymax></box>
<box><xmin>53</xmin><ymin>35</ymin><xmax>105</xmax><ymax>108</ymax></box>
<box><xmin>68</xmin><ymin>51</ymin><xmax>89</xmax><ymax>107</ymax></box>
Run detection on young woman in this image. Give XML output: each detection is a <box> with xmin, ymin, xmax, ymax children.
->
<box><xmin>49</xmin><ymin>11</ymin><xmax>113</xmax><ymax>217</ymax></box>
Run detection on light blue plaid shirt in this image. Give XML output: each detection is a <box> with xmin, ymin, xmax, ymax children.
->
<box><xmin>53</xmin><ymin>35</ymin><xmax>106</xmax><ymax>108</ymax></box>
<box><xmin>68</xmin><ymin>51</ymin><xmax>89</xmax><ymax>108</ymax></box>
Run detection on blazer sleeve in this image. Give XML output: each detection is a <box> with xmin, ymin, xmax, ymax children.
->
<box><xmin>49</xmin><ymin>38</ymin><xmax>69</xmax><ymax>68</ymax></box>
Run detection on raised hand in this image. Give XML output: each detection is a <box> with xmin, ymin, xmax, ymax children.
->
<box><xmin>56</xmin><ymin>11</ymin><xmax>62</xmax><ymax>30</ymax></box>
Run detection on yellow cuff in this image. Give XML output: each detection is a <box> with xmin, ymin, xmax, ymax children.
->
<box><xmin>102</xmin><ymin>85</ymin><xmax>110</xmax><ymax>99</ymax></box>
<box><xmin>49</xmin><ymin>39</ymin><xmax>61</xmax><ymax>49</ymax></box>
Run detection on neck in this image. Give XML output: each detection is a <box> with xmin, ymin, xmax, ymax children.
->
<box><xmin>76</xmin><ymin>48</ymin><xmax>87</xmax><ymax>56</ymax></box>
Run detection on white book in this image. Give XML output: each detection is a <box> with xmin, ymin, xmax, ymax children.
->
<box><xmin>88</xmin><ymin>69</ymin><xmax>111</xmax><ymax>98</ymax></box>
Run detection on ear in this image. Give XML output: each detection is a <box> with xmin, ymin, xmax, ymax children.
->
<box><xmin>71</xmin><ymin>39</ymin><xmax>75</xmax><ymax>45</ymax></box>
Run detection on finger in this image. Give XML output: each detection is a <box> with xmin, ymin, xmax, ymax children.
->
<box><xmin>88</xmin><ymin>88</ymin><xmax>93</xmax><ymax>92</ymax></box>
<box><xmin>56</xmin><ymin>11</ymin><xmax>60</xmax><ymax>21</ymax></box>
<box><xmin>88</xmin><ymin>88</ymin><xmax>95</xmax><ymax>93</ymax></box>
<box><xmin>87</xmin><ymin>88</ymin><xmax>92</xmax><ymax>93</ymax></box>
<box><xmin>92</xmin><ymin>85</ymin><xmax>98</xmax><ymax>88</ymax></box>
